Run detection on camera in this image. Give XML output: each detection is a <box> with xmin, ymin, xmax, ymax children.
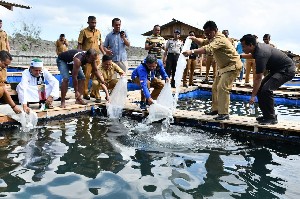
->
<box><xmin>120</xmin><ymin>31</ymin><xmax>125</xmax><ymax>35</ymax></box>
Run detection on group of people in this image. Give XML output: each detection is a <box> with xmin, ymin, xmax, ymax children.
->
<box><xmin>0</xmin><ymin>17</ymin><xmax>297</xmax><ymax>126</ymax></box>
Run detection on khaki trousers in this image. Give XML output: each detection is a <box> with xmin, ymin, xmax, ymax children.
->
<box><xmin>205</xmin><ymin>56</ymin><xmax>217</xmax><ymax>79</ymax></box>
<box><xmin>92</xmin><ymin>79</ymin><xmax>118</xmax><ymax>97</ymax></box>
<box><xmin>183</xmin><ymin>59</ymin><xmax>197</xmax><ymax>85</ymax></box>
<box><xmin>133</xmin><ymin>77</ymin><xmax>164</xmax><ymax>101</ymax></box>
<box><xmin>83</xmin><ymin>55</ymin><xmax>100</xmax><ymax>98</ymax></box>
<box><xmin>211</xmin><ymin>69</ymin><xmax>241</xmax><ymax>114</ymax></box>
<box><xmin>245</xmin><ymin>59</ymin><xmax>256</xmax><ymax>83</ymax></box>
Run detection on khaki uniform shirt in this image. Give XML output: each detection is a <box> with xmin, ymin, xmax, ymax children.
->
<box><xmin>99</xmin><ymin>62</ymin><xmax>124</xmax><ymax>83</ymax></box>
<box><xmin>0</xmin><ymin>30</ymin><xmax>9</xmax><ymax>51</ymax></box>
<box><xmin>55</xmin><ymin>39</ymin><xmax>68</xmax><ymax>55</ymax></box>
<box><xmin>78</xmin><ymin>27</ymin><xmax>102</xmax><ymax>53</ymax></box>
<box><xmin>202</xmin><ymin>32</ymin><xmax>242</xmax><ymax>75</ymax></box>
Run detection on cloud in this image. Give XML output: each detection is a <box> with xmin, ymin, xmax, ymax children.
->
<box><xmin>1</xmin><ymin>0</ymin><xmax>300</xmax><ymax>54</ymax></box>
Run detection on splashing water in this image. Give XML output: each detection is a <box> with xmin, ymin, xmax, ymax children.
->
<box><xmin>106</xmin><ymin>77</ymin><xmax>128</xmax><ymax>119</ymax></box>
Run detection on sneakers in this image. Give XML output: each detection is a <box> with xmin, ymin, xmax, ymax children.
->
<box><xmin>183</xmin><ymin>83</ymin><xmax>188</xmax><ymax>88</ymax></box>
<box><xmin>83</xmin><ymin>95</ymin><xmax>91</xmax><ymax>100</ymax></box>
<box><xmin>258</xmin><ymin>118</ymin><xmax>278</xmax><ymax>125</ymax></box>
<box><xmin>205</xmin><ymin>110</ymin><xmax>218</xmax><ymax>115</ymax></box>
<box><xmin>214</xmin><ymin>114</ymin><xmax>229</xmax><ymax>120</ymax></box>
<box><xmin>140</xmin><ymin>101</ymin><xmax>147</xmax><ymax>110</ymax></box>
<box><xmin>95</xmin><ymin>98</ymin><xmax>101</xmax><ymax>103</ymax></box>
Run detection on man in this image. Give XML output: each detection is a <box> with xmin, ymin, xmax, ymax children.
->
<box><xmin>202</xmin><ymin>53</ymin><xmax>217</xmax><ymax>84</ymax></box>
<box><xmin>131</xmin><ymin>54</ymin><xmax>169</xmax><ymax>109</ymax></box>
<box><xmin>222</xmin><ymin>30</ymin><xmax>235</xmax><ymax>46</ymax></box>
<box><xmin>183</xmin><ymin>21</ymin><xmax>242</xmax><ymax>120</ymax></box>
<box><xmin>56</xmin><ymin>49</ymin><xmax>109</xmax><ymax>108</ymax></box>
<box><xmin>16</xmin><ymin>59</ymin><xmax>59</xmax><ymax>113</ymax></box>
<box><xmin>240</xmin><ymin>34</ymin><xmax>295</xmax><ymax>125</ymax></box>
<box><xmin>236</xmin><ymin>41</ymin><xmax>245</xmax><ymax>82</ymax></box>
<box><xmin>163</xmin><ymin>29</ymin><xmax>183</xmax><ymax>88</ymax></box>
<box><xmin>78</xmin><ymin>16</ymin><xmax>105</xmax><ymax>100</ymax></box>
<box><xmin>91</xmin><ymin>55</ymin><xmax>125</xmax><ymax>102</ymax></box>
<box><xmin>103</xmin><ymin>18</ymin><xmax>130</xmax><ymax>75</ymax></box>
<box><xmin>182</xmin><ymin>31</ymin><xmax>199</xmax><ymax>87</ymax></box>
<box><xmin>55</xmin><ymin>34</ymin><xmax>69</xmax><ymax>55</ymax></box>
<box><xmin>145</xmin><ymin>25</ymin><xmax>166</xmax><ymax>77</ymax></box>
<box><xmin>263</xmin><ymin>34</ymin><xmax>276</xmax><ymax>48</ymax></box>
<box><xmin>0</xmin><ymin>50</ymin><xmax>22</xmax><ymax>114</ymax></box>
<box><xmin>0</xmin><ymin>20</ymin><xmax>10</xmax><ymax>52</ymax></box>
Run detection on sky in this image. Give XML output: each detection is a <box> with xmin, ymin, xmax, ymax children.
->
<box><xmin>1</xmin><ymin>0</ymin><xmax>300</xmax><ymax>54</ymax></box>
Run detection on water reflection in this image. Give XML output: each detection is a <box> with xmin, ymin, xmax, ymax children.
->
<box><xmin>0</xmin><ymin>115</ymin><xmax>300</xmax><ymax>198</ymax></box>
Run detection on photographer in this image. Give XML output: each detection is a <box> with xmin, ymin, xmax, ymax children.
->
<box><xmin>103</xmin><ymin>18</ymin><xmax>130</xmax><ymax>75</ymax></box>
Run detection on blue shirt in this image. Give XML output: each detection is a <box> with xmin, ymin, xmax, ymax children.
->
<box><xmin>131</xmin><ymin>59</ymin><xmax>168</xmax><ymax>99</ymax></box>
<box><xmin>103</xmin><ymin>31</ymin><xmax>129</xmax><ymax>62</ymax></box>
<box><xmin>236</xmin><ymin>42</ymin><xmax>245</xmax><ymax>63</ymax></box>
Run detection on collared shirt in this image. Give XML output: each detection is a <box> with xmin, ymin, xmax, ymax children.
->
<box><xmin>0</xmin><ymin>30</ymin><xmax>8</xmax><ymax>51</ymax></box>
<box><xmin>103</xmin><ymin>31</ymin><xmax>129</xmax><ymax>62</ymax></box>
<box><xmin>55</xmin><ymin>39</ymin><xmax>68</xmax><ymax>55</ymax></box>
<box><xmin>166</xmin><ymin>38</ymin><xmax>183</xmax><ymax>54</ymax></box>
<box><xmin>99</xmin><ymin>62</ymin><xmax>124</xmax><ymax>83</ymax></box>
<box><xmin>78</xmin><ymin>27</ymin><xmax>102</xmax><ymax>53</ymax></box>
<box><xmin>236</xmin><ymin>42</ymin><xmax>245</xmax><ymax>62</ymax></box>
<box><xmin>253</xmin><ymin>43</ymin><xmax>295</xmax><ymax>74</ymax></box>
<box><xmin>131</xmin><ymin>59</ymin><xmax>168</xmax><ymax>99</ymax></box>
<box><xmin>202</xmin><ymin>32</ymin><xmax>242</xmax><ymax>74</ymax></box>
<box><xmin>145</xmin><ymin>34</ymin><xmax>166</xmax><ymax>59</ymax></box>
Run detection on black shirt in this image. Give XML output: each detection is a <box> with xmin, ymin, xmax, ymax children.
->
<box><xmin>253</xmin><ymin>43</ymin><xmax>295</xmax><ymax>74</ymax></box>
<box><xmin>189</xmin><ymin>41</ymin><xmax>199</xmax><ymax>60</ymax></box>
<box><xmin>58</xmin><ymin>49</ymin><xmax>88</xmax><ymax>67</ymax></box>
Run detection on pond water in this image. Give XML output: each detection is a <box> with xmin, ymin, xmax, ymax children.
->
<box><xmin>1</xmin><ymin>113</ymin><xmax>300</xmax><ymax>198</ymax></box>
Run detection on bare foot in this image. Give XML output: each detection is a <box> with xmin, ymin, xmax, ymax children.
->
<box><xmin>60</xmin><ymin>102</ymin><xmax>66</xmax><ymax>108</ymax></box>
<box><xmin>75</xmin><ymin>98</ymin><xmax>87</xmax><ymax>105</ymax></box>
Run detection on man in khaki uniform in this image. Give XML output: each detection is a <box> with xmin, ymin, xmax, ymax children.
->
<box><xmin>0</xmin><ymin>20</ymin><xmax>10</xmax><ymax>52</ymax></box>
<box><xmin>202</xmin><ymin>54</ymin><xmax>216</xmax><ymax>83</ymax></box>
<box><xmin>78</xmin><ymin>16</ymin><xmax>105</xmax><ymax>100</ymax></box>
<box><xmin>0</xmin><ymin>51</ymin><xmax>22</xmax><ymax>114</ymax></box>
<box><xmin>91</xmin><ymin>55</ymin><xmax>125</xmax><ymax>102</ymax></box>
<box><xmin>55</xmin><ymin>34</ymin><xmax>68</xmax><ymax>55</ymax></box>
<box><xmin>183</xmin><ymin>21</ymin><xmax>242</xmax><ymax>120</ymax></box>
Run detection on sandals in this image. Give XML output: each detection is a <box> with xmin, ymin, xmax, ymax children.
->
<box><xmin>75</xmin><ymin>98</ymin><xmax>87</xmax><ymax>105</ymax></box>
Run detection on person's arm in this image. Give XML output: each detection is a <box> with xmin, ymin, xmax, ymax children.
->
<box><xmin>121</xmin><ymin>32</ymin><xmax>130</xmax><ymax>47</ymax></box>
<box><xmin>114</xmin><ymin>64</ymin><xmax>125</xmax><ymax>76</ymax></box>
<box><xmin>99</xmin><ymin>43</ymin><xmax>106</xmax><ymax>55</ymax></box>
<box><xmin>249</xmin><ymin>73</ymin><xmax>263</xmax><ymax>104</ymax></box>
<box><xmin>182</xmin><ymin>47</ymin><xmax>206</xmax><ymax>57</ymax></box>
<box><xmin>91</xmin><ymin>61</ymin><xmax>110</xmax><ymax>101</ymax></box>
<box><xmin>72</xmin><ymin>57</ymin><xmax>81</xmax><ymax>99</ymax></box>
<box><xmin>103</xmin><ymin>36</ymin><xmax>113</xmax><ymax>55</ymax></box>
<box><xmin>163</xmin><ymin>41</ymin><xmax>169</xmax><ymax>64</ymax></box>
<box><xmin>77</xmin><ymin>30</ymin><xmax>84</xmax><ymax>50</ymax></box>
<box><xmin>189</xmin><ymin>36</ymin><xmax>204</xmax><ymax>46</ymax></box>
<box><xmin>5</xmin><ymin>33</ymin><xmax>10</xmax><ymax>52</ymax></box>
<box><xmin>44</xmin><ymin>69</ymin><xmax>59</xmax><ymax>104</ymax></box>
<box><xmin>145</xmin><ymin>38</ymin><xmax>153</xmax><ymax>50</ymax></box>
<box><xmin>240</xmin><ymin>54</ymin><xmax>253</xmax><ymax>59</ymax></box>
<box><xmin>64</xmin><ymin>39</ymin><xmax>69</xmax><ymax>47</ymax></box>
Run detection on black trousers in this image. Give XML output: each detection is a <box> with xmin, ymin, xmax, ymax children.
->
<box><xmin>166</xmin><ymin>53</ymin><xmax>180</xmax><ymax>85</ymax></box>
<box><xmin>257</xmin><ymin>66</ymin><xmax>295</xmax><ymax>119</ymax></box>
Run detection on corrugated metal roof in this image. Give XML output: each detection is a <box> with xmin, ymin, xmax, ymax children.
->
<box><xmin>0</xmin><ymin>0</ymin><xmax>31</xmax><ymax>10</ymax></box>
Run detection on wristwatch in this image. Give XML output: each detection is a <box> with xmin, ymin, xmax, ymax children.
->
<box><xmin>191</xmin><ymin>50</ymin><xmax>195</xmax><ymax>55</ymax></box>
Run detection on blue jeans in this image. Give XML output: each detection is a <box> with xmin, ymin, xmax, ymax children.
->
<box><xmin>56</xmin><ymin>58</ymin><xmax>85</xmax><ymax>80</ymax></box>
